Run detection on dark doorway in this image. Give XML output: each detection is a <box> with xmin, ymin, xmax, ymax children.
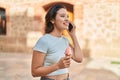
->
<box><xmin>0</xmin><ymin>7</ymin><xmax>6</xmax><ymax>35</ymax></box>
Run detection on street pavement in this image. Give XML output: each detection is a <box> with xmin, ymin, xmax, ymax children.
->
<box><xmin>0</xmin><ymin>52</ymin><xmax>120</xmax><ymax>80</ymax></box>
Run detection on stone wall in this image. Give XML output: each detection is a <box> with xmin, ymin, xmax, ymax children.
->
<box><xmin>0</xmin><ymin>0</ymin><xmax>120</xmax><ymax>58</ymax></box>
<box><xmin>81</xmin><ymin>1</ymin><xmax>120</xmax><ymax>58</ymax></box>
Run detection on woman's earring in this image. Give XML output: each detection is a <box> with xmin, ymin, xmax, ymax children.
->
<box><xmin>52</xmin><ymin>22</ymin><xmax>54</xmax><ymax>24</ymax></box>
<box><xmin>51</xmin><ymin>20</ymin><xmax>54</xmax><ymax>24</ymax></box>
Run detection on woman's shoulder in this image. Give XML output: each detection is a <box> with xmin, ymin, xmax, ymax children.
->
<box><xmin>39</xmin><ymin>34</ymin><xmax>53</xmax><ymax>42</ymax></box>
<box><xmin>37</xmin><ymin>34</ymin><xmax>49</xmax><ymax>42</ymax></box>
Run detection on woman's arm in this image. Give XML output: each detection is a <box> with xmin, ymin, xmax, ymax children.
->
<box><xmin>70</xmin><ymin>35</ymin><xmax>83</xmax><ymax>63</ymax></box>
<box><xmin>31</xmin><ymin>51</ymin><xmax>71</xmax><ymax>77</ymax></box>
<box><xmin>31</xmin><ymin>51</ymin><xmax>59</xmax><ymax>77</ymax></box>
<box><xmin>68</xmin><ymin>22</ymin><xmax>83</xmax><ymax>63</ymax></box>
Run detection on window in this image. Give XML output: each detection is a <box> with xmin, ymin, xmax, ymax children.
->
<box><xmin>0</xmin><ymin>8</ymin><xmax>6</xmax><ymax>35</ymax></box>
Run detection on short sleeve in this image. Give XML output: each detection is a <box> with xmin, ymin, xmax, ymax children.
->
<box><xmin>33</xmin><ymin>38</ymin><xmax>48</xmax><ymax>54</ymax></box>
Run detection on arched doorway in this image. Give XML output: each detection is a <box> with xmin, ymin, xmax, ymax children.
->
<box><xmin>0</xmin><ymin>7</ymin><xmax>6</xmax><ymax>35</ymax></box>
<box><xmin>43</xmin><ymin>2</ymin><xmax>74</xmax><ymax>44</ymax></box>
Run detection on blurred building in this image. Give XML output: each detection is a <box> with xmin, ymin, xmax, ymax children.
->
<box><xmin>0</xmin><ymin>0</ymin><xmax>120</xmax><ymax>58</ymax></box>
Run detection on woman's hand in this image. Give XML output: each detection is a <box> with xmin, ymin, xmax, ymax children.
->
<box><xmin>68</xmin><ymin>22</ymin><xmax>76</xmax><ymax>37</ymax></box>
<box><xmin>56</xmin><ymin>47</ymin><xmax>72</xmax><ymax>69</ymax></box>
<box><xmin>57</xmin><ymin>56</ymin><xmax>71</xmax><ymax>69</ymax></box>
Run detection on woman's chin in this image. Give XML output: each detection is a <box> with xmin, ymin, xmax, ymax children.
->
<box><xmin>64</xmin><ymin>29</ymin><xmax>68</xmax><ymax>31</ymax></box>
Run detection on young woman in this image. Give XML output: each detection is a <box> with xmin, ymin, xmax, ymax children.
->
<box><xmin>31</xmin><ymin>4</ymin><xmax>83</xmax><ymax>80</ymax></box>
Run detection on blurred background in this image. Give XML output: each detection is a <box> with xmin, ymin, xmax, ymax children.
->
<box><xmin>0</xmin><ymin>0</ymin><xmax>120</xmax><ymax>80</ymax></box>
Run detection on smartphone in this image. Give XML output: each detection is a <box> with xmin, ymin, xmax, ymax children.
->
<box><xmin>68</xmin><ymin>23</ymin><xmax>73</xmax><ymax>32</ymax></box>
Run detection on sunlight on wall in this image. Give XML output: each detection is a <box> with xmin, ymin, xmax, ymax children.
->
<box><xmin>82</xmin><ymin>3</ymin><xmax>120</xmax><ymax>58</ymax></box>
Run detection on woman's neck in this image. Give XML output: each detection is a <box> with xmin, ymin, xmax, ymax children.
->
<box><xmin>50</xmin><ymin>29</ymin><xmax>62</xmax><ymax>37</ymax></box>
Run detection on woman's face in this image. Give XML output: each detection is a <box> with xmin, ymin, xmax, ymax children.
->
<box><xmin>53</xmin><ymin>8</ymin><xmax>69</xmax><ymax>31</ymax></box>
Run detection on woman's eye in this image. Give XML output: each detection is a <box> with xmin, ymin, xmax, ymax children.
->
<box><xmin>61</xmin><ymin>15</ymin><xmax>68</xmax><ymax>18</ymax></box>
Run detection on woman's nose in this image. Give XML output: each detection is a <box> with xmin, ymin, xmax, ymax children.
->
<box><xmin>65</xmin><ymin>17</ymin><xmax>69</xmax><ymax>21</ymax></box>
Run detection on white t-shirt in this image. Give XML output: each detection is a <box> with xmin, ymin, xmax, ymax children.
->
<box><xmin>33</xmin><ymin>34</ymin><xmax>70</xmax><ymax>76</ymax></box>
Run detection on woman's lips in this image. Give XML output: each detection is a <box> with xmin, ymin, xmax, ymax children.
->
<box><xmin>63</xmin><ymin>22</ymin><xmax>69</xmax><ymax>26</ymax></box>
